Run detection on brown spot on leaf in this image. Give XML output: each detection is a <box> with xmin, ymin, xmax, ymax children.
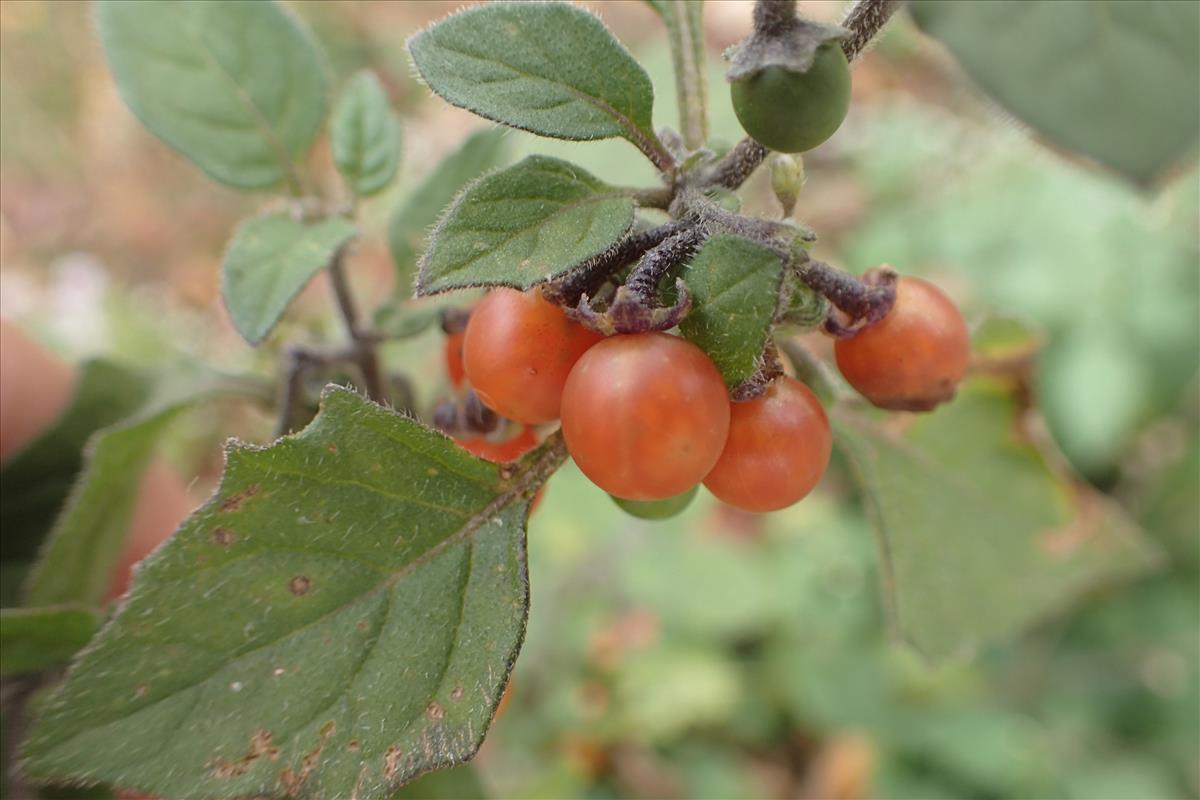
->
<box><xmin>220</xmin><ymin>483</ymin><xmax>261</xmax><ymax>513</ymax></box>
<box><xmin>279</xmin><ymin>721</ymin><xmax>334</xmax><ymax>796</ymax></box>
<box><xmin>211</xmin><ymin>729</ymin><xmax>279</xmax><ymax>779</ymax></box>
<box><xmin>383</xmin><ymin>745</ymin><xmax>403</xmax><ymax>780</ymax></box>
<box><xmin>327</xmin><ymin>442</ymin><xmax>339</xmax><ymax>454</ymax></box>
<box><xmin>451</xmin><ymin>686</ymin><xmax>464</xmax><ymax>702</ymax></box>
<box><xmin>356</xmin><ymin>620</ymin><xmax>370</xmax><ymax>632</ymax></box>
<box><xmin>426</xmin><ymin>702</ymin><xmax>444</xmax><ymax>721</ymax></box>
<box><xmin>211</xmin><ymin>527</ymin><xmax>236</xmax><ymax>547</ymax></box>
<box><xmin>134</xmin><ymin>682</ymin><xmax>148</xmax><ymax>698</ymax></box>
<box><xmin>347</xmin><ymin>739</ymin><xmax>360</xmax><ymax>752</ymax></box>
<box><xmin>289</xmin><ymin>576</ymin><xmax>311</xmax><ymax>596</ymax></box>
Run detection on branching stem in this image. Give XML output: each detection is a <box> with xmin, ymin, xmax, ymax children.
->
<box><xmin>328</xmin><ymin>249</ymin><xmax>385</xmax><ymax>405</ymax></box>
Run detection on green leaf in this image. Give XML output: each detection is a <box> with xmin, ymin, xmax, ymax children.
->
<box><xmin>23</xmin><ymin>388</ymin><xmax>557</xmax><ymax>799</ymax></box>
<box><xmin>1</xmin><ymin>606</ymin><xmax>99</xmax><ymax>675</ymax></box>
<box><xmin>221</xmin><ymin>214</ymin><xmax>358</xmax><ymax>345</ymax></box>
<box><xmin>833</xmin><ymin>378</ymin><xmax>1161</xmax><ymax>662</ymax></box>
<box><xmin>96</xmin><ymin>0</ymin><xmax>329</xmax><ymax>190</ymax></box>
<box><xmin>909</xmin><ymin>0</ymin><xmax>1200</xmax><ymax>186</ymax></box>
<box><xmin>389</xmin><ymin>128</ymin><xmax>508</xmax><ymax>296</ymax></box>
<box><xmin>417</xmin><ymin>156</ymin><xmax>635</xmax><ymax>295</ymax></box>
<box><xmin>408</xmin><ymin>3</ymin><xmax>660</xmax><ymax>154</ymax></box>
<box><xmin>23</xmin><ymin>373</ymin><xmax>253</xmax><ymax>609</ymax></box>
<box><xmin>331</xmin><ymin>71</ymin><xmax>401</xmax><ymax>197</ymax></box>
<box><xmin>1</xmin><ymin>360</ymin><xmax>149</xmax><ymax>567</ymax></box>
<box><xmin>678</xmin><ymin>235</ymin><xmax>784</xmax><ymax>388</ymax></box>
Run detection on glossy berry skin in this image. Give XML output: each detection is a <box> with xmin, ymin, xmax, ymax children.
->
<box><xmin>611</xmin><ymin>484</ymin><xmax>698</xmax><ymax>520</ymax></box>
<box><xmin>561</xmin><ymin>333</ymin><xmax>730</xmax><ymax>501</ymax></box>
<box><xmin>730</xmin><ymin>43</ymin><xmax>851</xmax><ymax>153</ymax></box>
<box><xmin>444</xmin><ymin>331</ymin><xmax>466</xmax><ymax>389</ymax></box>
<box><xmin>834</xmin><ymin>277</ymin><xmax>971</xmax><ymax>411</ymax></box>
<box><xmin>703</xmin><ymin>377</ymin><xmax>832</xmax><ymax>513</ymax></box>
<box><xmin>464</xmin><ymin>288</ymin><xmax>603</xmax><ymax>424</ymax></box>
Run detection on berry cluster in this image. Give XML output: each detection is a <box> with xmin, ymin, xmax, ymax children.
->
<box><xmin>441</xmin><ymin>275</ymin><xmax>969</xmax><ymax>520</ymax></box>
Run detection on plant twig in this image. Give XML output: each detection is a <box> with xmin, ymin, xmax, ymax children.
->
<box><xmin>545</xmin><ymin>222</ymin><xmax>686</xmax><ymax>306</ymax></box>
<box><xmin>840</xmin><ymin>0</ymin><xmax>904</xmax><ymax>61</ymax></box>
<box><xmin>704</xmin><ymin>0</ymin><xmax>904</xmax><ymax>190</ymax></box>
<box><xmin>327</xmin><ymin>249</ymin><xmax>385</xmax><ymax>404</ymax></box>
<box><xmin>662</xmin><ymin>1</ymin><xmax>709</xmax><ymax>150</ymax></box>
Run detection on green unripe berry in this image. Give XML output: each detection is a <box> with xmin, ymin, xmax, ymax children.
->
<box><xmin>610</xmin><ymin>485</ymin><xmax>698</xmax><ymax>520</ymax></box>
<box><xmin>730</xmin><ymin>43</ymin><xmax>851</xmax><ymax>153</ymax></box>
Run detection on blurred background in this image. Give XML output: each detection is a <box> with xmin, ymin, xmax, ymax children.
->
<box><xmin>1</xmin><ymin>1</ymin><xmax>1196</xmax><ymax>798</ymax></box>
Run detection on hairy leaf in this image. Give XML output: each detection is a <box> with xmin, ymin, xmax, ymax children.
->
<box><xmin>388</xmin><ymin>128</ymin><xmax>508</xmax><ymax>296</ymax></box>
<box><xmin>408</xmin><ymin>3</ymin><xmax>659</xmax><ymax>154</ymax></box>
<box><xmin>834</xmin><ymin>378</ymin><xmax>1161</xmax><ymax>662</ymax></box>
<box><xmin>1</xmin><ymin>606</ymin><xmax>99</xmax><ymax>676</ymax></box>
<box><xmin>24</xmin><ymin>374</ymin><xmax>253</xmax><ymax>609</ymax></box>
<box><xmin>418</xmin><ymin>156</ymin><xmax>635</xmax><ymax>295</ymax></box>
<box><xmin>910</xmin><ymin>0</ymin><xmax>1200</xmax><ymax>186</ymax></box>
<box><xmin>96</xmin><ymin>0</ymin><xmax>328</xmax><ymax>189</ymax></box>
<box><xmin>0</xmin><ymin>360</ymin><xmax>149</xmax><ymax>567</ymax></box>
<box><xmin>221</xmin><ymin>214</ymin><xmax>358</xmax><ymax>345</ymax></box>
<box><xmin>23</xmin><ymin>388</ymin><xmax>556</xmax><ymax>799</ymax></box>
<box><xmin>678</xmin><ymin>235</ymin><xmax>784</xmax><ymax>388</ymax></box>
<box><xmin>331</xmin><ymin>71</ymin><xmax>401</xmax><ymax>197</ymax></box>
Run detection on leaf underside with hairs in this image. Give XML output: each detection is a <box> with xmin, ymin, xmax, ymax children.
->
<box><xmin>417</xmin><ymin>156</ymin><xmax>635</xmax><ymax>295</ymax></box>
<box><xmin>22</xmin><ymin>388</ymin><xmax>541</xmax><ymax>800</ymax></box>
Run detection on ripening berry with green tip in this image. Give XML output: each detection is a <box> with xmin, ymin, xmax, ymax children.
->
<box><xmin>610</xmin><ymin>485</ymin><xmax>699</xmax><ymax>520</ymax></box>
<box><xmin>730</xmin><ymin>42</ymin><xmax>851</xmax><ymax>153</ymax></box>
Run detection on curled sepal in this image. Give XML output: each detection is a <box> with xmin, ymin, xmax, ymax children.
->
<box><xmin>570</xmin><ymin>280</ymin><xmax>692</xmax><ymax>336</ymax></box>
<box><xmin>725</xmin><ymin>7</ymin><xmax>846</xmax><ymax>81</ymax></box>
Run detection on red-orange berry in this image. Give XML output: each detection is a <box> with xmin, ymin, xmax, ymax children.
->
<box><xmin>834</xmin><ymin>276</ymin><xmax>970</xmax><ymax>411</ymax></box>
<box><xmin>704</xmin><ymin>377</ymin><xmax>831</xmax><ymax>513</ymax></box>
<box><xmin>464</xmin><ymin>288</ymin><xmax>603</xmax><ymax>424</ymax></box>
<box><xmin>561</xmin><ymin>333</ymin><xmax>730</xmax><ymax>501</ymax></box>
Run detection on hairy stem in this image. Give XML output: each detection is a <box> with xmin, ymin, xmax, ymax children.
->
<box><xmin>624</xmin><ymin>226</ymin><xmax>706</xmax><ymax>304</ymax></box>
<box><xmin>753</xmin><ymin>0</ymin><xmax>799</xmax><ymax>33</ymax></box>
<box><xmin>705</xmin><ymin>0</ymin><xmax>904</xmax><ymax>190</ymax></box>
<box><xmin>328</xmin><ymin>249</ymin><xmax>385</xmax><ymax>404</ymax></box>
<box><xmin>546</xmin><ymin>222</ymin><xmax>686</xmax><ymax>306</ymax></box>
<box><xmin>663</xmin><ymin>1</ymin><xmax>709</xmax><ymax>150</ymax></box>
<box><xmin>795</xmin><ymin>261</ymin><xmax>896</xmax><ymax>332</ymax></box>
<box><xmin>840</xmin><ymin>0</ymin><xmax>904</xmax><ymax>61</ymax></box>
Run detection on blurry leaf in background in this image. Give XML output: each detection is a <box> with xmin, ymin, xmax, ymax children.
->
<box><xmin>0</xmin><ymin>360</ymin><xmax>148</xmax><ymax>570</ymax></box>
<box><xmin>0</xmin><ymin>606</ymin><xmax>99</xmax><ymax>676</ymax></box>
<box><xmin>408</xmin><ymin>3</ymin><xmax>658</xmax><ymax>151</ymax></box>
<box><xmin>834</xmin><ymin>377</ymin><xmax>1161</xmax><ymax>662</ymax></box>
<box><xmin>331</xmin><ymin>70</ymin><xmax>402</xmax><ymax>198</ymax></box>
<box><xmin>220</xmin><ymin>214</ymin><xmax>357</xmax><ymax>345</ymax></box>
<box><xmin>23</xmin><ymin>388</ymin><xmax>536</xmax><ymax>799</ymax></box>
<box><xmin>95</xmin><ymin>0</ymin><xmax>328</xmax><ymax>190</ymax></box>
<box><xmin>388</xmin><ymin>127</ymin><xmax>508</xmax><ymax>298</ymax></box>
<box><xmin>417</xmin><ymin>156</ymin><xmax>635</xmax><ymax>295</ymax></box>
<box><xmin>389</xmin><ymin>763</ymin><xmax>488</xmax><ymax>800</ymax></box>
<box><xmin>840</xmin><ymin>104</ymin><xmax>1199</xmax><ymax>478</ymax></box>
<box><xmin>677</xmin><ymin>235</ymin><xmax>784</xmax><ymax>389</ymax></box>
<box><xmin>23</xmin><ymin>371</ymin><xmax>261</xmax><ymax>609</ymax></box>
<box><xmin>910</xmin><ymin>0</ymin><xmax>1200</xmax><ymax>186</ymax></box>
